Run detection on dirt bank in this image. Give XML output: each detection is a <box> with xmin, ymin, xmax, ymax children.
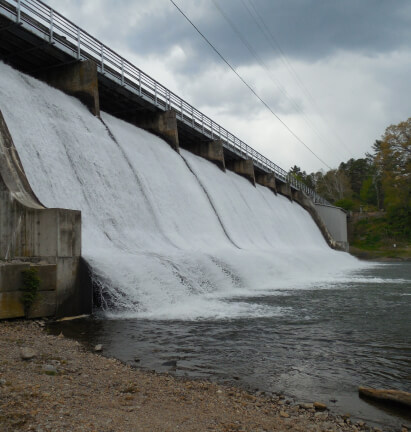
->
<box><xmin>0</xmin><ymin>320</ymin><xmax>402</xmax><ymax>432</ymax></box>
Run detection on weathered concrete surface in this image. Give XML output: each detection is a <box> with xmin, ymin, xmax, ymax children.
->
<box><xmin>277</xmin><ymin>182</ymin><xmax>292</xmax><ymax>201</ymax></box>
<box><xmin>359</xmin><ymin>387</ymin><xmax>411</xmax><ymax>408</ymax></box>
<box><xmin>293</xmin><ymin>190</ymin><xmax>347</xmax><ymax>251</ymax></box>
<box><xmin>0</xmin><ymin>262</ymin><xmax>57</xmax><ymax>319</ymax></box>
<box><xmin>0</xmin><ymin>110</ymin><xmax>90</xmax><ymax>319</ymax></box>
<box><xmin>182</xmin><ymin>139</ymin><xmax>225</xmax><ymax>171</ymax></box>
<box><xmin>226</xmin><ymin>159</ymin><xmax>255</xmax><ymax>185</ymax></box>
<box><xmin>256</xmin><ymin>173</ymin><xmax>277</xmax><ymax>194</ymax></box>
<box><xmin>314</xmin><ymin>203</ymin><xmax>348</xmax><ymax>251</ymax></box>
<box><xmin>37</xmin><ymin>60</ymin><xmax>100</xmax><ymax>116</ymax></box>
<box><xmin>133</xmin><ymin>109</ymin><xmax>180</xmax><ymax>152</ymax></box>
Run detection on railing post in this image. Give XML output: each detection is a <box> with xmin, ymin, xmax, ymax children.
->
<box><xmin>138</xmin><ymin>70</ymin><xmax>141</xmax><ymax>95</ymax></box>
<box><xmin>121</xmin><ymin>59</ymin><xmax>124</xmax><ymax>85</ymax></box>
<box><xmin>16</xmin><ymin>0</ymin><xmax>21</xmax><ymax>24</ymax></box>
<box><xmin>180</xmin><ymin>100</ymin><xmax>183</xmax><ymax>119</ymax></box>
<box><xmin>154</xmin><ymin>82</ymin><xmax>157</xmax><ymax>106</ymax></box>
<box><xmin>76</xmin><ymin>28</ymin><xmax>81</xmax><ymax>60</ymax></box>
<box><xmin>100</xmin><ymin>44</ymin><xmax>104</xmax><ymax>73</ymax></box>
<box><xmin>191</xmin><ymin>106</ymin><xmax>194</xmax><ymax>127</ymax></box>
<box><xmin>201</xmin><ymin>114</ymin><xmax>204</xmax><ymax>133</ymax></box>
<box><xmin>49</xmin><ymin>9</ymin><xmax>54</xmax><ymax>43</ymax></box>
<box><xmin>211</xmin><ymin>120</ymin><xmax>214</xmax><ymax>138</ymax></box>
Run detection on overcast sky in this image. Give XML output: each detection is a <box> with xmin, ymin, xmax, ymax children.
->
<box><xmin>44</xmin><ymin>0</ymin><xmax>411</xmax><ymax>173</ymax></box>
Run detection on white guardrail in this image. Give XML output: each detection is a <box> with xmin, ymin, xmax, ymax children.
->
<box><xmin>0</xmin><ymin>0</ymin><xmax>328</xmax><ymax>204</ymax></box>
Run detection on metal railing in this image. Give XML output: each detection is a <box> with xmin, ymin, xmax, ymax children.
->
<box><xmin>0</xmin><ymin>0</ymin><xmax>329</xmax><ymax>204</ymax></box>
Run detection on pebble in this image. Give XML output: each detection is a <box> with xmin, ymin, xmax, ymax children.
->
<box><xmin>94</xmin><ymin>344</ymin><xmax>103</xmax><ymax>352</ymax></box>
<box><xmin>20</xmin><ymin>347</ymin><xmax>37</xmax><ymax>360</ymax></box>
<box><xmin>280</xmin><ymin>411</ymin><xmax>290</xmax><ymax>418</ymax></box>
<box><xmin>42</xmin><ymin>364</ymin><xmax>58</xmax><ymax>375</ymax></box>
<box><xmin>300</xmin><ymin>403</ymin><xmax>314</xmax><ymax>410</ymax></box>
<box><xmin>313</xmin><ymin>401</ymin><xmax>327</xmax><ymax>411</ymax></box>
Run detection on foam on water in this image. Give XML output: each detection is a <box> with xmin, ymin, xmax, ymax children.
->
<box><xmin>0</xmin><ymin>62</ymin><xmax>369</xmax><ymax>320</ymax></box>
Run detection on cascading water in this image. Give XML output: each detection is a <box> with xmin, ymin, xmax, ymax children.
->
<box><xmin>0</xmin><ymin>61</ymin><xmax>366</xmax><ymax>320</ymax></box>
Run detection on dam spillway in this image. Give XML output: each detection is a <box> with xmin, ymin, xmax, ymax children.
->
<box><xmin>0</xmin><ymin>61</ymin><xmax>363</xmax><ymax>319</ymax></box>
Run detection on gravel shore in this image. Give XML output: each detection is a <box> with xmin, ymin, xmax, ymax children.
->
<box><xmin>0</xmin><ymin>320</ymin><xmax>403</xmax><ymax>432</ymax></box>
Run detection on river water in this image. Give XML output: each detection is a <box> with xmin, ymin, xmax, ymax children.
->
<box><xmin>50</xmin><ymin>261</ymin><xmax>411</xmax><ymax>431</ymax></box>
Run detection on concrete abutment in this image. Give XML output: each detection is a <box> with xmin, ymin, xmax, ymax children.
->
<box><xmin>0</xmin><ymin>110</ymin><xmax>91</xmax><ymax>319</ymax></box>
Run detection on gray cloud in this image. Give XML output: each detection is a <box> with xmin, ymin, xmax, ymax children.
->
<box><xmin>43</xmin><ymin>0</ymin><xmax>411</xmax><ymax>172</ymax></box>
<box><xmin>48</xmin><ymin>0</ymin><xmax>411</xmax><ymax>72</ymax></box>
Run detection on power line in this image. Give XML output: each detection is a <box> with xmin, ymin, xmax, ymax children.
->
<box><xmin>168</xmin><ymin>0</ymin><xmax>332</xmax><ymax>170</ymax></box>
<box><xmin>244</xmin><ymin>0</ymin><xmax>355</xmax><ymax>160</ymax></box>
<box><xmin>211</xmin><ymin>0</ymin><xmax>347</xmax><ymax>164</ymax></box>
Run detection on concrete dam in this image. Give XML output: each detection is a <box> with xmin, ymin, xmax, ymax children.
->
<box><xmin>0</xmin><ymin>0</ymin><xmax>360</xmax><ymax>320</ymax></box>
<box><xmin>0</xmin><ymin>59</ymin><xmax>362</xmax><ymax>320</ymax></box>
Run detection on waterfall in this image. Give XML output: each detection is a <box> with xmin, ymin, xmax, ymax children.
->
<box><xmin>0</xmin><ymin>61</ymin><xmax>365</xmax><ymax>320</ymax></box>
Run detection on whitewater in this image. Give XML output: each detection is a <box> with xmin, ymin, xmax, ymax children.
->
<box><xmin>0</xmin><ymin>61</ymin><xmax>368</xmax><ymax>320</ymax></box>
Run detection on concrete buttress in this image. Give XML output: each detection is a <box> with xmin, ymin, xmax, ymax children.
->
<box><xmin>133</xmin><ymin>109</ymin><xmax>180</xmax><ymax>152</ymax></box>
<box><xmin>36</xmin><ymin>60</ymin><xmax>100</xmax><ymax>116</ymax></box>
<box><xmin>181</xmin><ymin>139</ymin><xmax>225</xmax><ymax>171</ymax></box>
<box><xmin>226</xmin><ymin>159</ymin><xmax>255</xmax><ymax>186</ymax></box>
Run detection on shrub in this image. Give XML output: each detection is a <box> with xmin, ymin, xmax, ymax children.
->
<box><xmin>20</xmin><ymin>268</ymin><xmax>40</xmax><ymax>317</ymax></box>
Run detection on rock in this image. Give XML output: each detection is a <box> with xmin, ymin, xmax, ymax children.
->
<box><xmin>161</xmin><ymin>360</ymin><xmax>177</xmax><ymax>367</ymax></box>
<box><xmin>0</xmin><ymin>378</ymin><xmax>6</xmax><ymax>386</ymax></box>
<box><xmin>279</xmin><ymin>411</ymin><xmax>290</xmax><ymax>418</ymax></box>
<box><xmin>134</xmin><ymin>357</ymin><xmax>140</xmax><ymax>363</ymax></box>
<box><xmin>94</xmin><ymin>344</ymin><xmax>103</xmax><ymax>352</ymax></box>
<box><xmin>20</xmin><ymin>347</ymin><xmax>37</xmax><ymax>360</ymax></box>
<box><xmin>42</xmin><ymin>364</ymin><xmax>58</xmax><ymax>375</ymax></box>
<box><xmin>300</xmin><ymin>403</ymin><xmax>314</xmax><ymax>409</ymax></box>
<box><xmin>358</xmin><ymin>386</ymin><xmax>411</xmax><ymax>408</ymax></box>
<box><xmin>313</xmin><ymin>401</ymin><xmax>327</xmax><ymax>411</ymax></box>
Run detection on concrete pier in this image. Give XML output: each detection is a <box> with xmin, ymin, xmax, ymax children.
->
<box><xmin>226</xmin><ymin>159</ymin><xmax>255</xmax><ymax>185</ymax></box>
<box><xmin>277</xmin><ymin>182</ymin><xmax>292</xmax><ymax>201</ymax></box>
<box><xmin>256</xmin><ymin>173</ymin><xmax>277</xmax><ymax>194</ymax></box>
<box><xmin>37</xmin><ymin>60</ymin><xmax>100</xmax><ymax>117</ymax></box>
<box><xmin>181</xmin><ymin>139</ymin><xmax>225</xmax><ymax>171</ymax></box>
<box><xmin>134</xmin><ymin>109</ymin><xmax>180</xmax><ymax>152</ymax></box>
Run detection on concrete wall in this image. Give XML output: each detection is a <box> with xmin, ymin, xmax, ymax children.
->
<box><xmin>314</xmin><ymin>204</ymin><xmax>348</xmax><ymax>251</ymax></box>
<box><xmin>0</xmin><ymin>110</ymin><xmax>91</xmax><ymax>319</ymax></box>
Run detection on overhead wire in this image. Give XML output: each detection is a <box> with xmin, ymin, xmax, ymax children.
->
<box><xmin>211</xmin><ymin>0</ymin><xmax>347</xmax><ymax>164</ymax></box>
<box><xmin>168</xmin><ymin>0</ymin><xmax>333</xmax><ymax>170</ymax></box>
<box><xmin>244</xmin><ymin>0</ymin><xmax>355</xmax><ymax>160</ymax></box>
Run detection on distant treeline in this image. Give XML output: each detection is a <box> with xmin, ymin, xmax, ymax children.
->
<box><xmin>290</xmin><ymin>117</ymin><xmax>411</xmax><ymax>245</ymax></box>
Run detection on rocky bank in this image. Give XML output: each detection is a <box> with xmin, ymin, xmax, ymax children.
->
<box><xmin>0</xmin><ymin>321</ymin><xmax>408</xmax><ymax>432</ymax></box>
